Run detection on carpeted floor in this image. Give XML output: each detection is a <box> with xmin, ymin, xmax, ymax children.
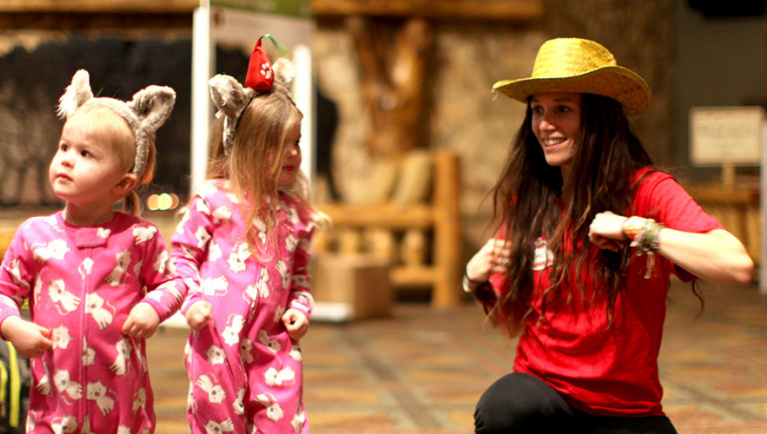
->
<box><xmin>148</xmin><ymin>281</ymin><xmax>767</xmax><ymax>433</ymax></box>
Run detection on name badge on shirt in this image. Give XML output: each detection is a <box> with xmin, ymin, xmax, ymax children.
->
<box><xmin>532</xmin><ymin>237</ymin><xmax>553</xmax><ymax>270</ymax></box>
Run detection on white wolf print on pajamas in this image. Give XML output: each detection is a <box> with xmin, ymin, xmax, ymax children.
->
<box><xmin>0</xmin><ymin>212</ymin><xmax>188</xmax><ymax>433</ymax></box>
<box><xmin>172</xmin><ymin>180</ymin><xmax>316</xmax><ymax>433</ymax></box>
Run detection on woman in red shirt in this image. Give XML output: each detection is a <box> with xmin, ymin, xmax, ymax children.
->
<box><xmin>466</xmin><ymin>38</ymin><xmax>753</xmax><ymax>433</ymax></box>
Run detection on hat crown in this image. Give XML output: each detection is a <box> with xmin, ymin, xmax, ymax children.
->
<box><xmin>492</xmin><ymin>37</ymin><xmax>652</xmax><ymax>116</ymax></box>
<box><xmin>531</xmin><ymin>38</ymin><xmax>617</xmax><ymax>79</ymax></box>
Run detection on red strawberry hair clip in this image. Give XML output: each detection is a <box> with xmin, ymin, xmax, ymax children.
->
<box><xmin>245</xmin><ymin>34</ymin><xmax>285</xmax><ymax>91</ymax></box>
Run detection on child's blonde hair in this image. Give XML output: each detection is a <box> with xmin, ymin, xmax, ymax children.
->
<box><xmin>70</xmin><ymin>104</ymin><xmax>157</xmax><ymax>216</ymax></box>
<box><xmin>207</xmin><ymin>80</ymin><xmax>317</xmax><ymax>255</ymax></box>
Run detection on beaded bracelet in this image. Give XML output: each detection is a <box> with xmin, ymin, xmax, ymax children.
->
<box><xmin>626</xmin><ymin>218</ymin><xmax>664</xmax><ymax>279</ymax></box>
<box><xmin>630</xmin><ymin>218</ymin><xmax>664</xmax><ymax>254</ymax></box>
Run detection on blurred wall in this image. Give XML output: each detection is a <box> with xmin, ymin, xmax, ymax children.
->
<box><xmin>673</xmin><ymin>1</ymin><xmax>767</xmax><ymax>183</ymax></box>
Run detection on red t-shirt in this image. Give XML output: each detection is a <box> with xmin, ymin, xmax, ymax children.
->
<box><xmin>494</xmin><ymin>168</ymin><xmax>724</xmax><ymax>416</ymax></box>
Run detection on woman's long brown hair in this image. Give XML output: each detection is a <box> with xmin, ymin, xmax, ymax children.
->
<box><xmin>487</xmin><ymin>94</ymin><xmax>654</xmax><ymax>335</ymax></box>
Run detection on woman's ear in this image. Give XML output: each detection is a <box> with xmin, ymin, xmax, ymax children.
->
<box><xmin>112</xmin><ymin>173</ymin><xmax>138</xmax><ymax>197</ymax></box>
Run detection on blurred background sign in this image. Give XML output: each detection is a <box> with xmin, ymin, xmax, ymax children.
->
<box><xmin>689</xmin><ymin>106</ymin><xmax>764</xmax><ymax>167</ymax></box>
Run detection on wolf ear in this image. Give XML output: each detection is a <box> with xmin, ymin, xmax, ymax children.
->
<box><xmin>126</xmin><ymin>85</ymin><xmax>176</xmax><ymax>180</ymax></box>
<box><xmin>209</xmin><ymin>74</ymin><xmax>253</xmax><ymax>119</ymax></box>
<box><xmin>57</xmin><ymin>69</ymin><xmax>94</xmax><ymax>119</ymax></box>
<box><xmin>208</xmin><ymin>74</ymin><xmax>256</xmax><ymax>154</ymax></box>
<box><xmin>272</xmin><ymin>58</ymin><xmax>294</xmax><ymax>88</ymax></box>
<box><xmin>128</xmin><ymin>85</ymin><xmax>177</xmax><ymax>135</ymax></box>
<box><xmin>209</xmin><ymin>74</ymin><xmax>255</xmax><ymax>155</ymax></box>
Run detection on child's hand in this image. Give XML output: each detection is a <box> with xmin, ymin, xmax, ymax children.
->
<box><xmin>122</xmin><ymin>302</ymin><xmax>161</xmax><ymax>339</ymax></box>
<box><xmin>185</xmin><ymin>300</ymin><xmax>213</xmax><ymax>330</ymax></box>
<box><xmin>282</xmin><ymin>308</ymin><xmax>309</xmax><ymax>340</ymax></box>
<box><xmin>1</xmin><ymin>316</ymin><xmax>52</xmax><ymax>358</ymax></box>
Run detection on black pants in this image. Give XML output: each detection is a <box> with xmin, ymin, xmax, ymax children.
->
<box><xmin>475</xmin><ymin>373</ymin><xmax>678</xmax><ymax>434</ymax></box>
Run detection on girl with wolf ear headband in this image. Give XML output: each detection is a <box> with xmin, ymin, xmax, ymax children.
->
<box><xmin>467</xmin><ymin>38</ymin><xmax>753</xmax><ymax>433</ymax></box>
<box><xmin>0</xmin><ymin>69</ymin><xmax>189</xmax><ymax>432</ymax></box>
<box><xmin>171</xmin><ymin>36</ymin><xmax>327</xmax><ymax>434</ymax></box>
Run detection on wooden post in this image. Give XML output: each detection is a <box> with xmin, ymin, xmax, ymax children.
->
<box><xmin>722</xmin><ymin>162</ymin><xmax>735</xmax><ymax>187</ymax></box>
<box><xmin>365</xmin><ymin>228</ymin><xmax>397</xmax><ymax>262</ymax></box>
<box><xmin>431</xmin><ymin>151</ymin><xmax>462</xmax><ymax>308</ymax></box>
<box><xmin>401</xmin><ymin>229</ymin><xmax>427</xmax><ymax>267</ymax></box>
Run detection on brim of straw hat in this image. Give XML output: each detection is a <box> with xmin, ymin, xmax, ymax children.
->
<box><xmin>492</xmin><ymin>65</ymin><xmax>652</xmax><ymax>116</ymax></box>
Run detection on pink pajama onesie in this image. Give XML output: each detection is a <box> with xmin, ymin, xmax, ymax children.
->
<box><xmin>0</xmin><ymin>211</ymin><xmax>187</xmax><ymax>433</ymax></box>
<box><xmin>171</xmin><ymin>180</ymin><xmax>315</xmax><ymax>434</ymax></box>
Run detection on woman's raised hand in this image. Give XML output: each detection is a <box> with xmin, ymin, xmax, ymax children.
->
<box><xmin>466</xmin><ymin>238</ymin><xmax>512</xmax><ymax>283</ymax></box>
<box><xmin>589</xmin><ymin>211</ymin><xmax>628</xmax><ymax>252</ymax></box>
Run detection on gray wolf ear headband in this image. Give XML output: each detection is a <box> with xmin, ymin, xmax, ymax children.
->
<box><xmin>209</xmin><ymin>34</ymin><xmax>295</xmax><ymax>155</ymax></box>
<box><xmin>57</xmin><ymin>69</ymin><xmax>177</xmax><ymax>183</ymax></box>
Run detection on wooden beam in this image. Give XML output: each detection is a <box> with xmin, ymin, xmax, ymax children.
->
<box><xmin>0</xmin><ymin>13</ymin><xmax>194</xmax><ymax>30</ymax></box>
<box><xmin>312</xmin><ymin>0</ymin><xmax>543</xmax><ymax>21</ymax></box>
<box><xmin>686</xmin><ymin>185</ymin><xmax>759</xmax><ymax>206</ymax></box>
<box><xmin>0</xmin><ymin>0</ymin><xmax>198</xmax><ymax>14</ymax></box>
<box><xmin>317</xmin><ymin>203</ymin><xmax>435</xmax><ymax>229</ymax></box>
<box><xmin>0</xmin><ymin>0</ymin><xmax>543</xmax><ymax>20</ymax></box>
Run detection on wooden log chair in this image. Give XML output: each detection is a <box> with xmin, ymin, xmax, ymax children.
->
<box><xmin>313</xmin><ymin>150</ymin><xmax>463</xmax><ymax>308</ymax></box>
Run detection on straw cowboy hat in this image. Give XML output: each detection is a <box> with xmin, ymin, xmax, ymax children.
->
<box><xmin>493</xmin><ymin>38</ymin><xmax>652</xmax><ymax>116</ymax></box>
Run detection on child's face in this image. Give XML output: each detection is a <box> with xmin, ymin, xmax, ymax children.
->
<box><xmin>49</xmin><ymin>113</ymin><xmax>131</xmax><ymax>209</ymax></box>
<box><xmin>276</xmin><ymin>121</ymin><xmax>302</xmax><ymax>186</ymax></box>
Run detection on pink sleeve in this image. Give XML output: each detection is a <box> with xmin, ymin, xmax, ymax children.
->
<box><xmin>287</xmin><ymin>209</ymin><xmax>316</xmax><ymax>318</ymax></box>
<box><xmin>171</xmin><ymin>196</ymin><xmax>214</xmax><ymax>314</ymax></box>
<box><xmin>0</xmin><ymin>227</ymin><xmax>34</xmax><ymax>329</ymax></box>
<box><xmin>136</xmin><ymin>225</ymin><xmax>188</xmax><ymax>323</ymax></box>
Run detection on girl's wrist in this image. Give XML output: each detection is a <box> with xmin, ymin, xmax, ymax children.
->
<box><xmin>462</xmin><ymin>270</ymin><xmax>486</xmax><ymax>293</ymax></box>
<box><xmin>465</xmin><ymin>270</ymin><xmax>484</xmax><ymax>285</ymax></box>
<box><xmin>463</xmin><ymin>270</ymin><xmax>497</xmax><ymax>308</ymax></box>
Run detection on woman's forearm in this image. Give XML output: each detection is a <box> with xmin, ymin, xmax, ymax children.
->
<box><xmin>657</xmin><ymin>228</ymin><xmax>754</xmax><ymax>285</ymax></box>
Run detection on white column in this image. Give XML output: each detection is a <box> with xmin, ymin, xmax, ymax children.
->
<box><xmin>293</xmin><ymin>43</ymin><xmax>314</xmax><ymax>182</ymax></box>
<box><xmin>190</xmin><ymin>7</ymin><xmax>213</xmax><ymax>195</ymax></box>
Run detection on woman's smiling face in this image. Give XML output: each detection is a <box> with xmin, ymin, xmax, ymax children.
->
<box><xmin>530</xmin><ymin>92</ymin><xmax>582</xmax><ymax>175</ymax></box>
